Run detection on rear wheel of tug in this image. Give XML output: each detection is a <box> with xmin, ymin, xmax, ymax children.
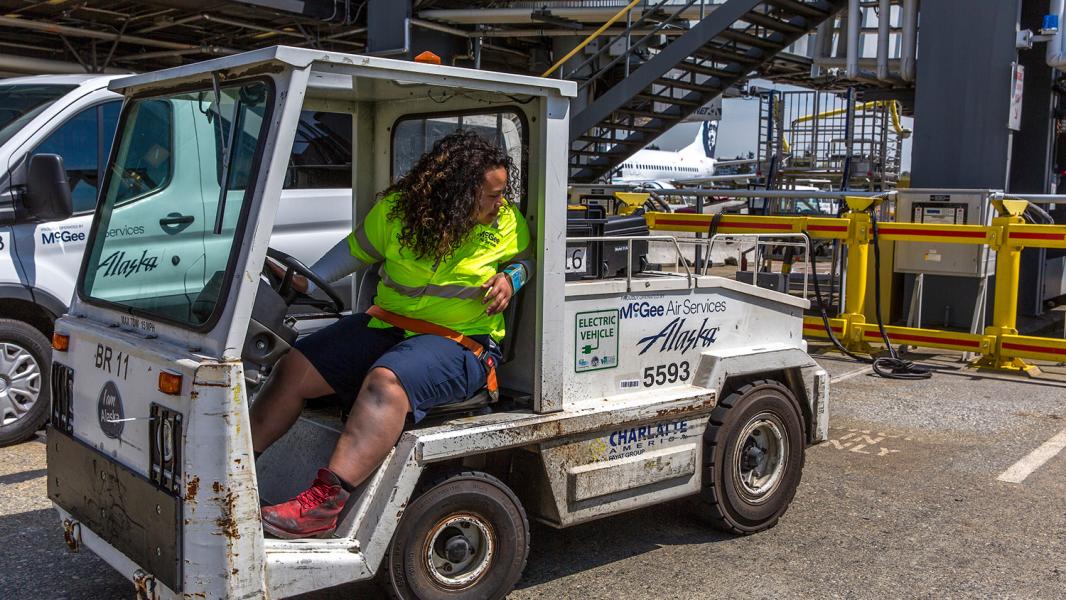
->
<box><xmin>381</xmin><ymin>470</ymin><xmax>529</xmax><ymax>600</ymax></box>
<box><xmin>696</xmin><ymin>379</ymin><xmax>805</xmax><ymax>534</ymax></box>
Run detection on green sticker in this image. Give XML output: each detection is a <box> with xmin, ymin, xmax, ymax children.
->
<box><xmin>575</xmin><ymin>309</ymin><xmax>619</xmax><ymax>372</ymax></box>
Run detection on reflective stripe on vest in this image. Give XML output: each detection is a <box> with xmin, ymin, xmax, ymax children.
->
<box><xmin>353</xmin><ymin>225</ymin><xmax>385</xmax><ymax>262</ymax></box>
<box><xmin>378</xmin><ymin>265</ymin><xmax>483</xmax><ymax>300</ymax></box>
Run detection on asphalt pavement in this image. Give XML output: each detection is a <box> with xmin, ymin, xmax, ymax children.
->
<box><xmin>1</xmin><ymin>346</ymin><xmax>1064</xmax><ymax>599</ymax></box>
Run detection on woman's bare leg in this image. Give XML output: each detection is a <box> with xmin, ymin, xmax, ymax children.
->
<box><xmin>327</xmin><ymin>367</ymin><xmax>410</xmax><ymax>487</ymax></box>
<box><xmin>250</xmin><ymin>349</ymin><xmax>336</xmax><ymax>454</ymax></box>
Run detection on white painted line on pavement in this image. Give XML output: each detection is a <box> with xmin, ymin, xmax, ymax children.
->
<box><xmin>997</xmin><ymin>428</ymin><xmax>1066</xmax><ymax>484</ymax></box>
<box><xmin>831</xmin><ymin>365</ymin><xmax>873</xmax><ymax>384</ymax></box>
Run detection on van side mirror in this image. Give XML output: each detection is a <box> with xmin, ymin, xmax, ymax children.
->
<box><xmin>24</xmin><ymin>153</ymin><xmax>73</xmax><ymax>222</ymax></box>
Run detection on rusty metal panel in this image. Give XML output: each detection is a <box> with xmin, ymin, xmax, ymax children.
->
<box><xmin>568</xmin><ymin>443</ymin><xmax>698</xmax><ymax>502</ymax></box>
<box><xmin>47</xmin><ymin>427</ymin><xmax>182</xmax><ymax>592</ymax></box>
<box><xmin>414</xmin><ymin>386</ymin><xmax>716</xmax><ymax>463</ymax></box>
<box><xmin>538</xmin><ymin>414</ymin><xmax>710</xmax><ymax>526</ymax></box>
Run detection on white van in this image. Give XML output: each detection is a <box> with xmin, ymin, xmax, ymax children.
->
<box><xmin>0</xmin><ymin>74</ymin><xmax>354</xmax><ymax>445</ymax></box>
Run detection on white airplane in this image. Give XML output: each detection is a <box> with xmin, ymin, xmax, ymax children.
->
<box><xmin>611</xmin><ymin>122</ymin><xmax>717</xmax><ymax>185</ymax></box>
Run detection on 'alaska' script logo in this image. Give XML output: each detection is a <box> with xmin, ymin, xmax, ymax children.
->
<box><xmin>636</xmin><ymin>317</ymin><xmax>719</xmax><ymax>355</ymax></box>
<box><xmin>97</xmin><ymin>381</ymin><xmax>124</xmax><ymax>439</ymax></box>
<box><xmin>98</xmin><ymin>249</ymin><xmax>159</xmax><ymax>278</ymax></box>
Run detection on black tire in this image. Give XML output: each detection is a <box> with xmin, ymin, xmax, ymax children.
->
<box><xmin>0</xmin><ymin>319</ymin><xmax>51</xmax><ymax>447</ymax></box>
<box><xmin>696</xmin><ymin>379</ymin><xmax>805</xmax><ymax>534</ymax></box>
<box><xmin>380</xmin><ymin>470</ymin><xmax>529</xmax><ymax>600</ymax></box>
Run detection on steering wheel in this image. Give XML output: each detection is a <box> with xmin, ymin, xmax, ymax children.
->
<box><xmin>265</xmin><ymin>247</ymin><xmax>345</xmax><ymax>314</ymax></box>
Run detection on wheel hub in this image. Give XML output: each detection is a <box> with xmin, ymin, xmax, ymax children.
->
<box><xmin>444</xmin><ymin>535</ymin><xmax>472</xmax><ymax>563</ymax></box>
<box><xmin>424</xmin><ymin>514</ymin><xmax>495</xmax><ymax>589</ymax></box>
<box><xmin>0</xmin><ymin>342</ymin><xmax>42</xmax><ymax>427</ymax></box>
<box><xmin>732</xmin><ymin>413</ymin><xmax>787</xmax><ymax>503</ymax></box>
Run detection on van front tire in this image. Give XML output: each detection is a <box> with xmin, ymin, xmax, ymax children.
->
<box><xmin>380</xmin><ymin>470</ymin><xmax>529</xmax><ymax>600</ymax></box>
<box><xmin>0</xmin><ymin>319</ymin><xmax>50</xmax><ymax>447</ymax></box>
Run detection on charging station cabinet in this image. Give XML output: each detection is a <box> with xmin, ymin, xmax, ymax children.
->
<box><xmin>893</xmin><ymin>189</ymin><xmax>998</xmax><ymax>277</ymax></box>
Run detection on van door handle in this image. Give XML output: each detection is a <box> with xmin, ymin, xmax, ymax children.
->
<box><xmin>159</xmin><ymin>213</ymin><xmax>194</xmax><ymax>234</ymax></box>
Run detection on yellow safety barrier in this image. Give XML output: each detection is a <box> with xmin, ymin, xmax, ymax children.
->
<box><xmin>645</xmin><ymin>196</ymin><xmax>1066</xmax><ymax>375</ymax></box>
<box><xmin>613</xmin><ymin>191</ymin><xmax>651</xmax><ymax>216</ymax></box>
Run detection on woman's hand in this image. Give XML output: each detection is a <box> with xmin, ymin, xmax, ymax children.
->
<box><xmin>265</xmin><ymin>258</ymin><xmax>309</xmax><ymax>295</ymax></box>
<box><xmin>481</xmin><ymin>273</ymin><xmax>513</xmax><ymax>315</ymax></box>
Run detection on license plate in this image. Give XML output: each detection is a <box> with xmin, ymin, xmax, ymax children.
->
<box><xmin>47</xmin><ymin>427</ymin><xmax>182</xmax><ymax>591</ymax></box>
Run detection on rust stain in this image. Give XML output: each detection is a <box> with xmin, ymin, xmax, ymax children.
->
<box><xmin>212</xmin><ymin>481</ymin><xmax>223</xmax><ymax>493</ymax></box>
<box><xmin>231</xmin><ymin>568</ymin><xmax>239</xmax><ymax>575</ymax></box>
<box><xmin>197</xmin><ymin>381</ymin><xmax>231</xmax><ymax>388</ymax></box>
<box><xmin>185</xmin><ymin>476</ymin><xmax>200</xmax><ymax>503</ymax></box>
<box><xmin>214</xmin><ymin>487</ymin><xmax>241</xmax><ymax>540</ymax></box>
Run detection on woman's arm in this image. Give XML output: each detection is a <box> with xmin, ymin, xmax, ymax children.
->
<box><xmin>267</xmin><ymin>237</ymin><xmax>366</xmax><ymax>295</ymax></box>
<box><xmin>304</xmin><ymin>237</ymin><xmax>366</xmax><ymax>294</ymax></box>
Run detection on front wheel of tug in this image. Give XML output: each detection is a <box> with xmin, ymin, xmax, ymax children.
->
<box><xmin>380</xmin><ymin>470</ymin><xmax>529</xmax><ymax>600</ymax></box>
<box><xmin>696</xmin><ymin>379</ymin><xmax>805</xmax><ymax>535</ymax></box>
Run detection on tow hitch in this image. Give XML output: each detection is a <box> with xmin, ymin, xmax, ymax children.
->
<box><xmin>62</xmin><ymin>518</ymin><xmax>81</xmax><ymax>553</ymax></box>
<box><xmin>134</xmin><ymin>569</ymin><xmax>158</xmax><ymax>600</ymax></box>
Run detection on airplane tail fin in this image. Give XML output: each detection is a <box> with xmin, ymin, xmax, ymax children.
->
<box><xmin>679</xmin><ymin>122</ymin><xmax>719</xmax><ymax>159</ymax></box>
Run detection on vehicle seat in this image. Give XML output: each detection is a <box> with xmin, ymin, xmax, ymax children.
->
<box><xmin>355</xmin><ymin>267</ymin><xmax>519</xmax><ymax>417</ymax></box>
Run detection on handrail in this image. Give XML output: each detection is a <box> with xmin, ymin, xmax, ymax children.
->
<box><xmin>575</xmin><ymin>0</ymin><xmax>700</xmax><ymax>91</ymax></box>
<box><xmin>541</xmin><ymin>0</ymin><xmax>644</xmax><ymax>78</ymax></box>
<box><xmin>648</xmin><ymin>188</ymin><xmax>887</xmax><ymax>199</ymax></box>
<box><xmin>707</xmin><ymin>232</ymin><xmax>812</xmax><ymax>298</ymax></box>
<box><xmin>567</xmin><ymin>234</ymin><xmax>692</xmax><ymax>289</ymax></box>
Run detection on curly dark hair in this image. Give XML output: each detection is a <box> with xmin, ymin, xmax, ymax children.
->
<box><xmin>382</xmin><ymin>129</ymin><xmax>518</xmax><ymax>261</ymax></box>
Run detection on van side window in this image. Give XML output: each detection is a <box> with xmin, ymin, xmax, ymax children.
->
<box><xmin>32</xmin><ymin>100</ymin><xmax>120</xmax><ymax>213</ymax></box>
<box><xmin>285</xmin><ymin>111</ymin><xmax>352</xmax><ymax>189</ymax></box>
<box><xmin>107</xmin><ymin>100</ymin><xmax>172</xmax><ymax>204</ymax></box>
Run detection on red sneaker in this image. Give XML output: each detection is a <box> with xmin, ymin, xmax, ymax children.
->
<box><xmin>261</xmin><ymin>469</ymin><xmax>350</xmax><ymax>539</ymax></box>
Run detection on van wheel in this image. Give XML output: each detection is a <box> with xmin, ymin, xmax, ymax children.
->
<box><xmin>696</xmin><ymin>379</ymin><xmax>805</xmax><ymax>534</ymax></box>
<box><xmin>380</xmin><ymin>470</ymin><xmax>529</xmax><ymax>600</ymax></box>
<box><xmin>0</xmin><ymin>319</ymin><xmax>50</xmax><ymax>447</ymax></box>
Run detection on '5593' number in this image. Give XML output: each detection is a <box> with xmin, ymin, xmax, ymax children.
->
<box><xmin>642</xmin><ymin>361</ymin><xmax>690</xmax><ymax>387</ymax></box>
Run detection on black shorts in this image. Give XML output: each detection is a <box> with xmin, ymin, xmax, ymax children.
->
<box><xmin>294</xmin><ymin>313</ymin><xmax>501</xmax><ymax>422</ymax></box>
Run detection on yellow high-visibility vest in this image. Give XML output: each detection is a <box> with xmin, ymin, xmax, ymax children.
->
<box><xmin>347</xmin><ymin>193</ymin><xmax>530</xmax><ymax>342</ymax></box>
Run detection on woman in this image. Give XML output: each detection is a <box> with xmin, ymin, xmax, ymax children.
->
<box><xmin>251</xmin><ymin>130</ymin><xmax>531</xmax><ymax>538</ymax></box>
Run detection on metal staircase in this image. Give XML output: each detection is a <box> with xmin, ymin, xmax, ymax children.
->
<box><xmin>567</xmin><ymin>0</ymin><xmax>846</xmax><ymax>183</ymax></box>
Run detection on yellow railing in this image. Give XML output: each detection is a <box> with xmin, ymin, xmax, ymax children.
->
<box><xmin>644</xmin><ymin>197</ymin><xmax>1066</xmax><ymax>375</ymax></box>
<box><xmin>780</xmin><ymin>100</ymin><xmax>911</xmax><ymax>154</ymax></box>
<box><xmin>540</xmin><ymin>0</ymin><xmax>644</xmax><ymax>78</ymax></box>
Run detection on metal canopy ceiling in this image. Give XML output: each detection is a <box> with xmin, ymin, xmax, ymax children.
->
<box><xmin>0</xmin><ymin>0</ymin><xmax>368</xmax><ymax>75</ymax></box>
<box><xmin>0</xmin><ymin>1</ymin><xmax>823</xmax><ymax>81</ymax></box>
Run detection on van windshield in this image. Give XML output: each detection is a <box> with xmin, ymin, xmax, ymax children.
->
<box><xmin>81</xmin><ymin>80</ymin><xmax>272</xmax><ymax>329</ymax></box>
<box><xmin>0</xmin><ymin>84</ymin><xmax>78</xmax><ymax>147</ymax></box>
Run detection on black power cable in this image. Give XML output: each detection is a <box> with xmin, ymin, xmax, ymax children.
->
<box><xmin>868</xmin><ymin>215</ymin><xmax>931</xmax><ymax>379</ymax></box>
<box><xmin>807</xmin><ymin>211</ymin><xmax>931</xmax><ymax>380</ymax></box>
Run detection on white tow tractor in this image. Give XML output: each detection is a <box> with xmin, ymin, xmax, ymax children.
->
<box><xmin>47</xmin><ymin>47</ymin><xmax>829</xmax><ymax>600</ymax></box>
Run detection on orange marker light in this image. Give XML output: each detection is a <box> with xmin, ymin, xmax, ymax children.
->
<box><xmin>52</xmin><ymin>333</ymin><xmax>69</xmax><ymax>352</ymax></box>
<box><xmin>414</xmin><ymin>51</ymin><xmax>441</xmax><ymax>65</ymax></box>
<box><xmin>159</xmin><ymin>371</ymin><xmax>182</xmax><ymax>395</ymax></box>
